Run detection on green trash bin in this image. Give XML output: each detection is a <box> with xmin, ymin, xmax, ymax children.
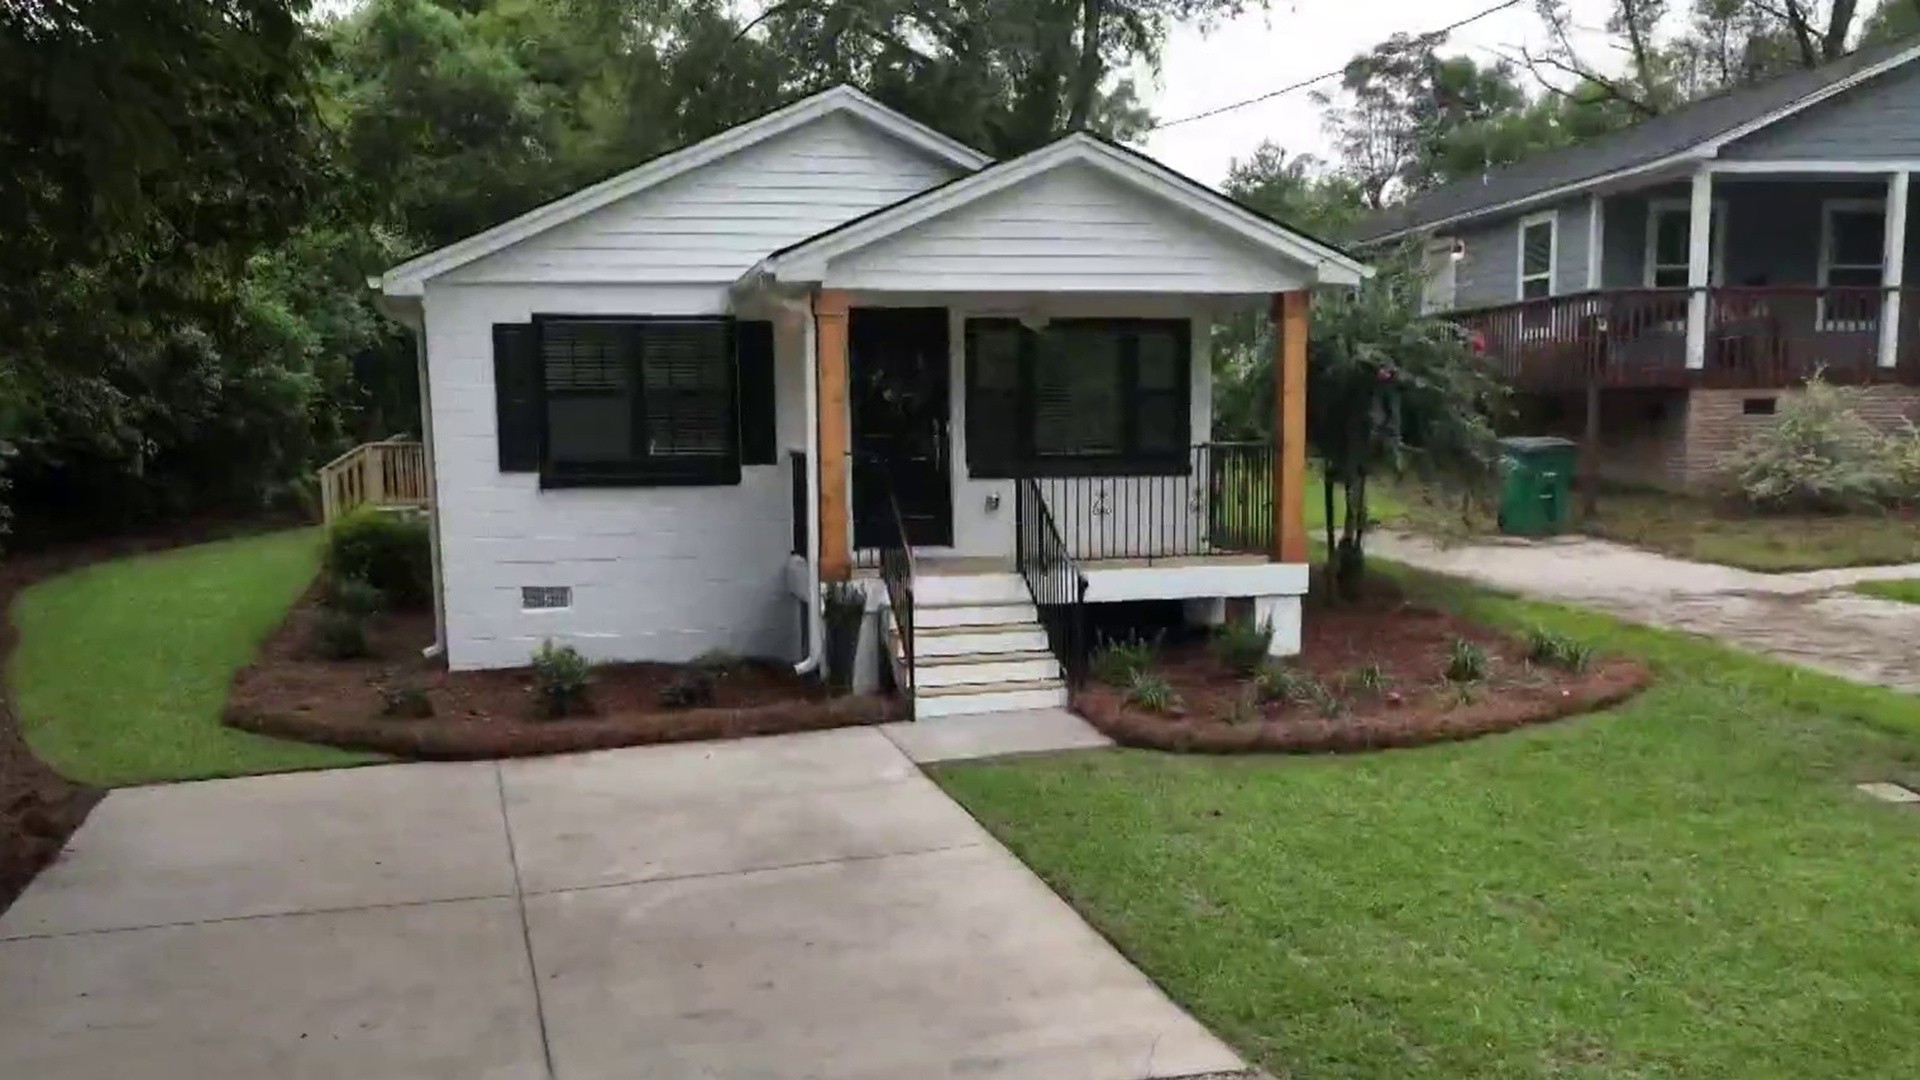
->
<box><xmin>1497</xmin><ymin>436</ymin><xmax>1578</xmax><ymax>537</ymax></box>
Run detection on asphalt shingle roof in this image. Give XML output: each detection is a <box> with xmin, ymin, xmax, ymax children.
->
<box><xmin>1348</xmin><ymin>38</ymin><xmax>1919</xmax><ymax>244</ymax></box>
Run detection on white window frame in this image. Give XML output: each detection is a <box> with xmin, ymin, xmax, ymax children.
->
<box><xmin>1420</xmin><ymin>236</ymin><xmax>1459</xmax><ymax>315</ymax></box>
<box><xmin>1818</xmin><ymin>197</ymin><xmax>1887</xmax><ymax>332</ymax></box>
<box><xmin>1643</xmin><ymin>197</ymin><xmax>1728</xmax><ymax>289</ymax></box>
<box><xmin>1515</xmin><ymin>211</ymin><xmax>1557</xmax><ymax>303</ymax></box>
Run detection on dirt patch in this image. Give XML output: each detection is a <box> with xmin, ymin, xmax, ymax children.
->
<box><xmin>1076</xmin><ymin>591</ymin><xmax>1650</xmax><ymax>754</ymax></box>
<box><xmin>223</xmin><ymin>592</ymin><xmax>897</xmax><ymax>759</ymax></box>
<box><xmin>0</xmin><ymin>514</ymin><xmax>306</xmax><ymax>913</ymax></box>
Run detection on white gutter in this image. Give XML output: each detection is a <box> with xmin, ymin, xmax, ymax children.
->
<box><xmin>786</xmin><ymin>290</ymin><xmax>824</xmax><ymax>676</ymax></box>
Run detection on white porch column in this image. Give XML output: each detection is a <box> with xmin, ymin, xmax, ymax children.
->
<box><xmin>1879</xmin><ymin>170</ymin><xmax>1909</xmax><ymax>369</ymax></box>
<box><xmin>1684</xmin><ymin>168</ymin><xmax>1713</xmax><ymax>370</ymax></box>
<box><xmin>1585</xmin><ymin>194</ymin><xmax>1604</xmax><ymax>290</ymax></box>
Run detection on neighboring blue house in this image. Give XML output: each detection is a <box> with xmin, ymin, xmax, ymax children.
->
<box><xmin>1351</xmin><ymin>38</ymin><xmax>1920</xmax><ymax>489</ymax></box>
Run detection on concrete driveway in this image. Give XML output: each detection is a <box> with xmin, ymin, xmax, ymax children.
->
<box><xmin>1374</xmin><ymin>532</ymin><xmax>1920</xmax><ymax>693</ymax></box>
<box><xmin>0</xmin><ymin>727</ymin><xmax>1242</xmax><ymax>1080</ymax></box>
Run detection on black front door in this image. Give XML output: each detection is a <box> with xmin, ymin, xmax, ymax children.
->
<box><xmin>850</xmin><ymin>307</ymin><xmax>951</xmax><ymax>548</ymax></box>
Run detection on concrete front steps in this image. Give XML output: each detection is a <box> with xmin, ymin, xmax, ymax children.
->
<box><xmin>890</xmin><ymin>573</ymin><xmax>1068</xmax><ymax>718</ymax></box>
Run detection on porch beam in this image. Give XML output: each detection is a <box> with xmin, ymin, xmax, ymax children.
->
<box><xmin>1880</xmin><ymin>170</ymin><xmax>1909</xmax><ymax>370</ymax></box>
<box><xmin>814</xmin><ymin>290</ymin><xmax>853</xmax><ymax>581</ymax></box>
<box><xmin>1271</xmin><ymin>290</ymin><xmax>1310</xmax><ymax>564</ymax></box>
<box><xmin>1684</xmin><ymin>168</ymin><xmax>1712</xmax><ymax>370</ymax></box>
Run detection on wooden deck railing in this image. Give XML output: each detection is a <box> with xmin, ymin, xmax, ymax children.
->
<box><xmin>318</xmin><ymin>439</ymin><xmax>430</xmax><ymax>523</ymax></box>
<box><xmin>1450</xmin><ymin>286</ymin><xmax>1920</xmax><ymax>391</ymax></box>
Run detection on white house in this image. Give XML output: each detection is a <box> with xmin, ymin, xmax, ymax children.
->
<box><xmin>376</xmin><ymin>86</ymin><xmax>1368</xmax><ymax>718</ymax></box>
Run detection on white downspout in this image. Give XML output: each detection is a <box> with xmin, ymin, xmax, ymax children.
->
<box><xmin>791</xmin><ymin>290</ymin><xmax>824</xmax><ymax>675</ymax></box>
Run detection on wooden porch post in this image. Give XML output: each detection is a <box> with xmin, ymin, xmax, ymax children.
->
<box><xmin>1271</xmin><ymin>290</ymin><xmax>1310</xmax><ymax>564</ymax></box>
<box><xmin>1879</xmin><ymin>170</ymin><xmax>1909</xmax><ymax>370</ymax></box>
<box><xmin>815</xmin><ymin>290</ymin><xmax>853</xmax><ymax>582</ymax></box>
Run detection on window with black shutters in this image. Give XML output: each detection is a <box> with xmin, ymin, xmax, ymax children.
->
<box><xmin>965</xmin><ymin>318</ymin><xmax>1189</xmax><ymax>477</ymax></box>
<box><xmin>537</xmin><ymin>317</ymin><xmax>739</xmax><ymax>487</ymax></box>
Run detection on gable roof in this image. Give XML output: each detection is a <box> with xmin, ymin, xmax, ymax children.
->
<box><xmin>377</xmin><ymin>86</ymin><xmax>992</xmax><ymax>297</ymax></box>
<box><xmin>1350</xmin><ymin>37</ymin><xmax>1920</xmax><ymax>245</ymax></box>
<box><xmin>752</xmin><ymin>131</ymin><xmax>1371</xmax><ymax>287</ymax></box>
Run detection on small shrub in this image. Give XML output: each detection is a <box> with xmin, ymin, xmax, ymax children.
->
<box><xmin>1209</xmin><ymin>618</ymin><xmax>1274</xmax><ymax>676</ymax></box>
<box><xmin>327</xmin><ymin>507</ymin><xmax>433</xmax><ymax>609</ymax></box>
<box><xmin>1253</xmin><ymin>662</ymin><xmax>1347</xmax><ymax>717</ymax></box>
<box><xmin>1221</xmin><ymin>689</ymin><xmax>1261</xmax><ymax>725</ymax></box>
<box><xmin>1254</xmin><ymin>661</ymin><xmax>1313</xmax><ymax>704</ymax></box>
<box><xmin>1091</xmin><ymin>634</ymin><xmax>1158</xmax><ymax>686</ymax></box>
<box><xmin>380</xmin><ymin>685</ymin><xmax>434</xmax><ymax>719</ymax></box>
<box><xmin>691</xmin><ymin>648</ymin><xmax>742</xmax><ymax>676</ymax></box>
<box><xmin>657</xmin><ymin>669</ymin><xmax>717</xmax><ymax>709</ymax></box>
<box><xmin>1723</xmin><ymin>376</ymin><xmax>1901</xmax><ymax>512</ymax></box>
<box><xmin>1347</xmin><ymin>662</ymin><xmax>1390</xmax><ymax>695</ymax></box>
<box><xmin>324</xmin><ymin>575</ymin><xmax>385</xmax><ymax>618</ymax></box>
<box><xmin>310</xmin><ymin>610</ymin><xmax>369</xmax><ymax>660</ymax></box>
<box><xmin>1124</xmin><ymin>670</ymin><xmax>1178</xmax><ymax>713</ymax></box>
<box><xmin>1524</xmin><ymin>626</ymin><xmax>1593</xmax><ymax>672</ymax></box>
<box><xmin>1444</xmin><ymin>637</ymin><xmax>1489</xmax><ymax>683</ymax></box>
<box><xmin>531</xmin><ymin>640</ymin><xmax>593</xmax><ymax>718</ymax></box>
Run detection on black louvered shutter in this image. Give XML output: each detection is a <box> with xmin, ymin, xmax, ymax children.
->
<box><xmin>492</xmin><ymin>323</ymin><xmax>539</xmax><ymax>472</ymax></box>
<box><xmin>736</xmin><ymin>320</ymin><xmax>776</xmax><ymax>465</ymax></box>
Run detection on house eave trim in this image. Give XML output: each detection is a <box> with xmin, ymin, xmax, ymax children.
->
<box><xmin>755</xmin><ymin>134</ymin><xmax>1371</xmax><ymax>288</ymax></box>
<box><xmin>376</xmin><ymin>86</ymin><xmax>992</xmax><ymax>296</ymax></box>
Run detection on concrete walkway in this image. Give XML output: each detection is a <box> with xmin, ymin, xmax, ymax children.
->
<box><xmin>0</xmin><ymin>727</ymin><xmax>1239</xmax><ymax>1080</ymax></box>
<box><xmin>1374</xmin><ymin>532</ymin><xmax>1920</xmax><ymax>693</ymax></box>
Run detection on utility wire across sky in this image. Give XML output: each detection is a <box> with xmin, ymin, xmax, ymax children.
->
<box><xmin>1148</xmin><ymin>0</ymin><xmax>1528</xmax><ymax>130</ymax></box>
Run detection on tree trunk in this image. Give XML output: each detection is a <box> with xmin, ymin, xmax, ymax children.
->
<box><xmin>1065</xmin><ymin>0</ymin><xmax>1102</xmax><ymax>131</ymax></box>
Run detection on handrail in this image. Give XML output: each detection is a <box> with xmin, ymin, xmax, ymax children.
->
<box><xmin>318</xmin><ymin>439</ymin><xmax>429</xmax><ymax>523</ymax></box>
<box><xmin>1015</xmin><ymin>476</ymin><xmax>1090</xmax><ymax>689</ymax></box>
<box><xmin>873</xmin><ymin>465</ymin><xmax>918</xmax><ymax>718</ymax></box>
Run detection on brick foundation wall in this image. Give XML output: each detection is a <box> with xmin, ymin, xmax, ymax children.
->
<box><xmin>1683</xmin><ymin>385</ymin><xmax>1920</xmax><ymax>488</ymax></box>
<box><xmin>1520</xmin><ymin>389</ymin><xmax>1692</xmax><ymax>490</ymax></box>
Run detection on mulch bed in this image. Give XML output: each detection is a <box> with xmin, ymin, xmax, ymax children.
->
<box><xmin>1076</xmin><ymin>589</ymin><xmax>1651</xmax><ymax>754</ymax></box>
<box><xmin>0</xmin><ymin>513</ymin><xmax>309</xmax><ymax>912</ymax></box>
<box><xmin>222</xmin><ymin>591</ymin><xmax>898</xmax><ymax>759</ymax></box>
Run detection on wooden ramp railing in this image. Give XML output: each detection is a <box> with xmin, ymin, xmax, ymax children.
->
<box><xmin>319</xmin><ymin>439</ymin><xmax>429</xmax><ymax>523</ymax></box>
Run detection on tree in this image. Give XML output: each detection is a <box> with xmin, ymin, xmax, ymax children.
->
<box><xmin>1306</xmin><ymin>259</ymin><xmax>1504</xmax><ymax>595</ymax></box>
<box><xmin>1313</xmin><ymin>36</ymin><xmax>1582</xmax><ymax>207</ymax></box>
<box><xmin>0</xmin><ymin>0</ymin><xmax>345</xmax><ymax>538</ymax></box>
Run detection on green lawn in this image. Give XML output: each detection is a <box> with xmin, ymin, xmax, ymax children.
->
<box><xmin>935</xmin><ymin>573</ymin><xmax>1920</xmax><ymax>1078</ymax></box>
<box><xmin>1854</xmin><ymin>578</ymin><xmax>1920</xmax><ymax>605</ymax></box>
<box><xmin>1580</xmin><ymin>490</ymin><xmax>1920</xmax><ymax>571</ymax></box>
<box><xmin>9</xmin><ymin>529</ymin><xmax>376</xmax><ymax>786</ymax></box>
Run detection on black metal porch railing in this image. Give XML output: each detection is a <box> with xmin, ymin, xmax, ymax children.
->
<box><xmin>1015</xmin><ymin>476</ymin><xmax>1089</xmax><ymax>689</ymax></box>
<box><xmin>1035</xmin><ymin>442</ymin><xmax>1275</xmax><ymax>562</ymax></box>
<box><xmin>875</xmin><ymin>470</ymin><xmax>918</xmax><ymax>717</ymax></box>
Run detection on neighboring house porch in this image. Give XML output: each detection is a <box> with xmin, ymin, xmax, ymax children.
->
<box><xmin>1444</xmin><ymin>169</ymin><xmax>1920</xmax><ymax>393</ymax></box>
<box><xmin>1352</xmin><ymin>38</ymin><xmax>1920</xmax><ymax>489</ymax></box>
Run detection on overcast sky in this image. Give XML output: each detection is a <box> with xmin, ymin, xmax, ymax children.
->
<box><xmin>1141</xmin><ymin>0</ymin><xmax>1623</xmax><ymax>184</ymax></box>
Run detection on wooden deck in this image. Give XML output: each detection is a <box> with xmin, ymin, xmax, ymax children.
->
<box><xmin>318</xmin><ymin>439</ymin><xmax>429</xmax><ymax>522</ymax></box>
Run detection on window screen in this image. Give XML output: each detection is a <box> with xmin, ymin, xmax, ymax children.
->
<box><xmin>1825</xmin><ymin>206</ymin><xmax>1886</xmax><ymax>288</ymax></box>
<box><xmin>538</xmin><ymin>318</ymin><xmax>738</xmax><ymax>486</ymax></box>
<box><xmin>965</xmin><ymin>318</ymin><xmax>1189</xmax><ymax>477</ymax></box>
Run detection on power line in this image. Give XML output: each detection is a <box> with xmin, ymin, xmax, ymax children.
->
<box><xmin>1148</xmin><ymin>0</ymin><xmax>1529</xmax><ymax>131</ymax></box>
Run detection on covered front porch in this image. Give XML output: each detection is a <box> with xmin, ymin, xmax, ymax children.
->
<box><xmin>1451</xmin><ymin>165</ymin><xmax>1920</xmax><ymax>391</ymax></box>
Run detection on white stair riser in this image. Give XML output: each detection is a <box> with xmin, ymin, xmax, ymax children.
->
<box><xmin>913</xmin><ymin>603</ymin><xmax>1035</xmax><ymax>629</ymax></box>
<box><xmin>916</xmin><ymin>686</ymin><xmax>1070</xmax><ymax>717</ymax></box>
<box><xmin>915</xmin><ymin>657</ymin><xmax>1060</xmax><ymax>688</ymax></box>
<box><xmin>914</xmin><ymin>573</ymin><xmax>1029</xmax><ymax>607</ymax></box>
<box><xmin>916</xmin><ymin>628</ymin><xmax>1049</xmax><ymax>657</ymax></box>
